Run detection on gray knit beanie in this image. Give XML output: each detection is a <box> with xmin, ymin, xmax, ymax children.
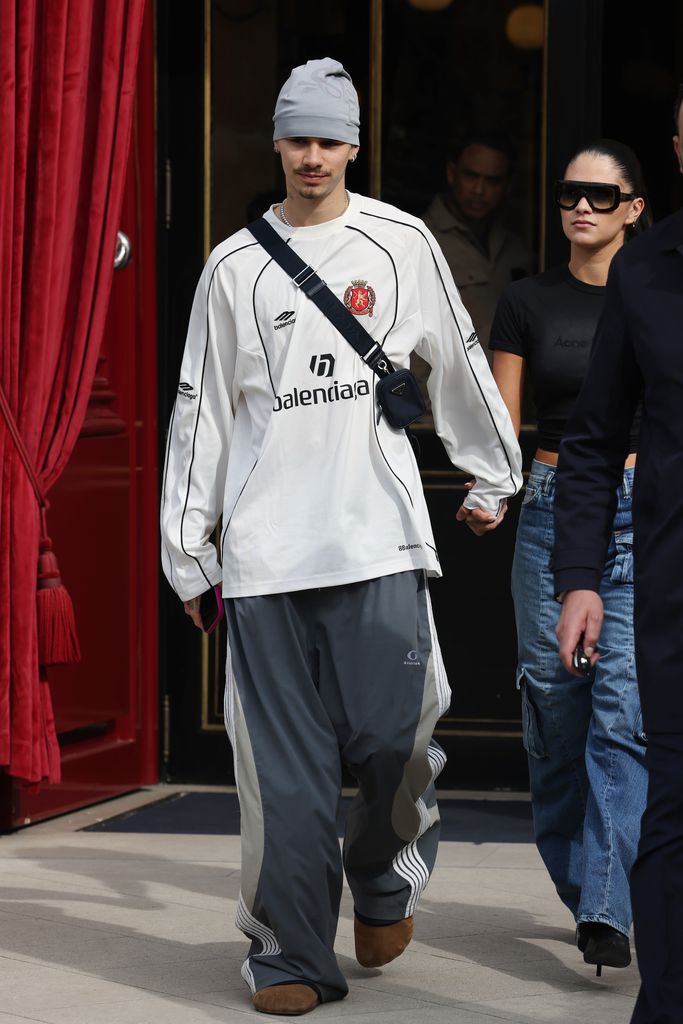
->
<box><xmin>273</xmin><ymin>58</ymin><xmax>360</xmax><ymax>145</ymax></box>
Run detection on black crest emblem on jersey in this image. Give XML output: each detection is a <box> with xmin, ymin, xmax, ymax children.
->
<box><xmin>310</xmin><ymin>353</ymin><xmax>335</xmax><ymax>378</ymax></box>
<box><xmin>344</xmin><ymin>279</ymin><xmax>376</xmax><ymax>317</ymax></box>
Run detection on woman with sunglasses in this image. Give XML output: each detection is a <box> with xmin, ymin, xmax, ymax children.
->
<box><xmin>489</xmin><ymin>139</ymin><xmax>649</xmax><ymax>974</ymax></box>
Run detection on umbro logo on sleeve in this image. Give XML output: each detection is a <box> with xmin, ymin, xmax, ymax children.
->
<box><xmin>274</xmin><ymin>310</ymin><xmax>296</xmax><ymax>330</ymax></box>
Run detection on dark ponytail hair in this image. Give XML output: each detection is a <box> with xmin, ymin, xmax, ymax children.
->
<box><xmin>566</xmin><ymin>138</ymin><xmax>651</xmax><ymax>241</ymax></box>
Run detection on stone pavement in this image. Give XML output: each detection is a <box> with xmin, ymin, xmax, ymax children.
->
<box><xmin>0</xmin><ymin>786</ymin><xmax>639</xmax><ymax>1024</ymax></box>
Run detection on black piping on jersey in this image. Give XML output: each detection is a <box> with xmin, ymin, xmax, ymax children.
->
<box><xmin>252</xmin><ymin>257</ymin><xmax>277</xmax><ymax>397</ymax></box>
<box><xmin>425</xmin><ymin>541</ymin><xmax>439</xmax><ymax>563</ymax></box>
<box><xmin>360</xmin><ymin>211</ymin><xmax>517</xmax><ymax>494</ymax></box>
<box><xmin>220</xmin><ymin>457</ymin><xmax>258</xmax><ymax>560</ymax></box>
<box><xmin>172</xmin><ymin>240</ymin><xmax>258</xmax><ymax>592</ymax></box>
<box><xmin>344</xmin><ymin>224</ymin><xmax>399</xmax><ymax>346</ymax></box>
<box><xmin>160</xmin><ymin>404</ymin><xmax>179</xmax><ymax>593</ymax></box>
<box><xmin>372</xmin><ymin>411</ymin><xmax>414</xmax><ymax>509</ymax></box>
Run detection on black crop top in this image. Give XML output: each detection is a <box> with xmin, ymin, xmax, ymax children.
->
<box><xmin>489</xmin><ymin>265</ymin><xmax>640</xmax><ymax>453</ymax></box>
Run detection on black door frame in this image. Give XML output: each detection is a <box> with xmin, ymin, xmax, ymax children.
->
<box><xmin>157</xmin><ymin>1</ymin><xmax>231</xmax><ymax>782</ymax></box>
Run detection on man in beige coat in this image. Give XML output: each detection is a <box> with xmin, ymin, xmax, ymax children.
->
<box><xmin>423</xmin><ymin>132</ymin><xmax>530</xmax><ymax>365</ymax></box>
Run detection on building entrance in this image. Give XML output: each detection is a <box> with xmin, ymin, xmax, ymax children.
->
<box><xmin>158</xmin><ymin>0</ymin><xmax>683</xmax><ymax>788</ymax></box>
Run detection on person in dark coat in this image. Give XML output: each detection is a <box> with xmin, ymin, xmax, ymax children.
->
<box><xmin>553</xmin><ymin>86</ymin><xmax>683</xmax><ymax>1024</ymax></box>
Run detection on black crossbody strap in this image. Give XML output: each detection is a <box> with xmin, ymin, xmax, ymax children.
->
<box><xmin>247</xmin><ymin>217</ymin><xmax>394</xmax><ymax>379</ymax></box>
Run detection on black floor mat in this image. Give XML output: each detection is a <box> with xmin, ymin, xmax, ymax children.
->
<box><xmin>85</xmin><ymin>791</ymin><xmax>533</xmax><ymax>843</ymax></box>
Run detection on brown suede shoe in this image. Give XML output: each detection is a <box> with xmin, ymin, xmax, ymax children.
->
<box><xmin>252</xmin><ymin>983</ymin><xmax>320</xmax><ymax>1016</ymax></box>
<box><xmin>354</xmin><ymin>915</ymin><xmax>414</xmax><ymax>967</ymax></box>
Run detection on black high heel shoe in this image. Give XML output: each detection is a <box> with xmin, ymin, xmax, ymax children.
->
<box><xmin>576</xmin><ymin>922</ymin><xmax>631</xmax><ymax>976</ymax></box>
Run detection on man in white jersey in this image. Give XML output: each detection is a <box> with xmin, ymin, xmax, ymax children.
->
<box><xmin>161</xmin><ymin>58</ymin><xmax>522</xmax><ymax>1016</ymax></box>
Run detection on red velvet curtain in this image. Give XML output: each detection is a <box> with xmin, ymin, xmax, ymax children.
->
<box><xmin>0</xmin><ymin>0</ymin><xmax>146</xmax><ymax>784</ymax></box>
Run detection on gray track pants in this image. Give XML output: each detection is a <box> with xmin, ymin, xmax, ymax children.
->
<box><xmin>223</xmin><ymin>569</ymin><xmax>450</xmax><ymax>1002</ymax></box>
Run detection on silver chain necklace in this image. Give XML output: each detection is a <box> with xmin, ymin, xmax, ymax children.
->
<box><xmin>279</xmin><ymin>199</ymin><xmax>293</xmax><ymax>227</ymax></box>
<box><xmin>279</xmin><ymin>191</ymin><xmax>349</xmax><ymax>228</ymax></box>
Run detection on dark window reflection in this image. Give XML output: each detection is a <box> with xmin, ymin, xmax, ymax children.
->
<box><xmin>382</xmin><ymin>0</ymin><xmax>542</xmax><ymax>388</ymax></box>
<box><xmin>211</xmin><ymin>0</ymin><xmax>370</xmax><ymax>245</ymax></box>
<box><xmin>382</xmin><ymin>0</ymin><xmax>543</xmax><ymax>267</ymax></box>
<box><xmin>601</xmin><ymin>0</ymin><xmax>683</xmax><ymax>218</ymax></box>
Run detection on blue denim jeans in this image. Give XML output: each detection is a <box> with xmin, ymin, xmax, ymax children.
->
<box><xmin>511</xmin><ymin>460</ymin><xmax>647</xmax><ymax>935</ymax></box>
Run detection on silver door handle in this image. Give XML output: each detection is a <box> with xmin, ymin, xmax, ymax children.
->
<box><xmin>114</xmin><ymin>230</ymin><xmax>132</xmax><ymax>270</ymax></box>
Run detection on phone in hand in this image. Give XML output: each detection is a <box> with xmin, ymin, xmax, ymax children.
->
<box><xmin>572</xmin><ymin>635</ymin><xmax>593</xmax><ymax>677</ymax></box>
<box><xmin>199</xmin><ymin>584</ymin><xmax>224</xmax><ymax>634</ymax></box>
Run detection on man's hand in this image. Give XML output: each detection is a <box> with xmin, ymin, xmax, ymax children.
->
<box><xmin>456</xmin><ymin>499</ymin><xmax>508</xmax><ymax>536</ymax></box>
<box><xmin>556</xmin><ymin>589</ymin><xmax>604</xmax><ymax>675</ymax></box>
<box><xmin>456</xmin><ymin>478</ymin><xmax>508</xmax><ymax>536</ymax></box>
<box><xmin>184</xmin><ymin>596</ymin><xmax>203</xmax><ymax>630</ymax></box>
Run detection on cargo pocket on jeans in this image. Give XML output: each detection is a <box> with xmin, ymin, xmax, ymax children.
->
<box><xmin>518</xmin><ymin>671</ymin><xmax>546</xmax><ymax>759</ymax></box>
<box><xmin>610</xmin><ymin>529</ymin><xmax>634</xmax><ymax>584</ymax></box>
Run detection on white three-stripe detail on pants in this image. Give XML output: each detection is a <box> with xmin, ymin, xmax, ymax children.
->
<box><xmin>236</xmin><ymin>895</ymin><xmax>282</xmax><ymax>956</ymax></box>
<box><xmin>236</xmin><ymin>894</ymin><xmax>282</xmax><ymax>990</ymax></box>
<box><xmin>427</xmin><ymin>742</ymin><xmax>447</xmax><ymax>783</ymax></box>
<box><xmin>392</xmin><ymin>797</ymin><xmax>432</xmax><ymax>917</ymax></box>
<box><xmin>240</xmin><ymin>959</ymin><xmax>256</xmax><ymax>993</ymax></box>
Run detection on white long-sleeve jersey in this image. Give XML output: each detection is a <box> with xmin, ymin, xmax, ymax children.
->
<box><xmin>161</xmin><ymin>193</ymin><xmax>522</xmax><ymax>601</ymax></box>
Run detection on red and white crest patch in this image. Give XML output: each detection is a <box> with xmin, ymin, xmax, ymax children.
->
<box><xmin>344</xmin><ymin>279</ymin><xmax>376</xmax><ymax>317</ymax></box>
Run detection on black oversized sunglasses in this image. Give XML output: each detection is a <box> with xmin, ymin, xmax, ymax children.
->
<box><xmin>554</xmin><ymin>179</ymin><xmax>637</xmax><ymax>213</ymax></box>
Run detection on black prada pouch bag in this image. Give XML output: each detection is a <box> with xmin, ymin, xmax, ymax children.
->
<box><xmin>375</xmin><ymin>367</ymin><xmax>426</xmax><ymax>429</ymax></box>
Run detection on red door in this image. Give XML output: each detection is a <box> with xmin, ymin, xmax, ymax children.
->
<box><xmin>0</xmin><ymin>6</ymin><xmax>158</xmax><ymax>829</ymax></box>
